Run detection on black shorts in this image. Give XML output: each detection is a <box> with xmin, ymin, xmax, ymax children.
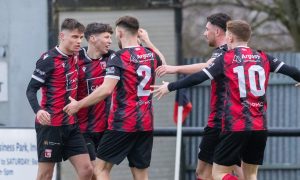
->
<box><xmin>83</xmin><ymin>132</ymin><xmax>104</xmax><ymax>161</ymax></box>
<box><xmin>36</xmin><ymin>123</ymin><xmax>88</xmax><ymax>162</ymax></box>
<box><xmin>214</xmin><ymin>130</ymin><xmax>267</xmax><ymax>166</ymax></box>
<box><xmin>198</xmin><ymin>126</ymin><xmax>221</xmax><ymax>164</ymax></box>
<box><xmin>97</xmin><ymin>130</ymin><xmax>153</xmax><ymax>169</ymax></box>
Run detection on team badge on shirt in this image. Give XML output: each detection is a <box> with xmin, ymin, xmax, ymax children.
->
<box><xmin>100</xmin><ymin>61</ymin><xmax>106</xmax><ymax>69</ymax></box>
<box><xmin>45</xmin><ymin>149</ymin><xmax>52</xmax><ymax>158</ymax></box>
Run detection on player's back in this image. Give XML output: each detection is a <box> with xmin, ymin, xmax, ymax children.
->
<box><xmin>106</xmin><ymin>46</ymin><xmax>162</xmax><ymax>132</ymax></box>
<box><xmin>222</xmin><ymin>47</ymin><xmax>272</xmax><ymax>131</ymax></box>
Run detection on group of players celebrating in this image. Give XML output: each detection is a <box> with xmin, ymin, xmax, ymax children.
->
<box><xmin>26</xmin><ymin>13</ymin><xmax>300</xmax><ymax>180</ymax></box>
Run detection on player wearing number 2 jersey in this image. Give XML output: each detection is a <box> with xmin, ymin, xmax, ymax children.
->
<box><xmin>152</xmin><ymin>20</ymin><xmax>300</xmax><ymax>180</ymax></box>
<box><xmin>63</xmin><ymin>16</ymin><xmax>162</xmax><ymax>180</ymax></box>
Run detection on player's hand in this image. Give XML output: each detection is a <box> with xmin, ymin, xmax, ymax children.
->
<box><xmin>63</xmin><ymin>97</ymin><xmax>80</xmax><ymax>116</ymax></box>
<box><xmin>155</xmin><ymin>65</ymin><xmax>177</xmax><ymax>77</ymax></box>
<box><xmin>151</xmin><ymin>81</ymin><xmax>170</xmax><ymax>100</ymax></box>
<box><xmin>36</xmin><ymin>110</ymin><xmax>51</xmax><ymax>125</ymax></box>
<box><xmin>295</xmin><ymin>83</ymin><xmax>300</xmax><ymax>87</ymax></box>
<box><xmin>138</xmin><ymin>28</ymin><xmax>150</xmax><ymax>43</ymax></box>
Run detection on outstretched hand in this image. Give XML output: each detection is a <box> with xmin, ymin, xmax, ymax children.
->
<box><xmin>151</xmin><ymin>81</ymin><xmax>170</xmax><ymax>100</ymax></box>
<box><xmin>155</xmin><ymin>65</ymin><xmax>177</xmax><ymax>77</ymax></box>
<box><xmin>63</xmin><ymin>96</ymin><xmax>80</xmax><ymax>116</ymax></box>
<box><xmin>295</xmin><ymin>83</ymin><xmax>300</xmax><ymax>87</ymax></box>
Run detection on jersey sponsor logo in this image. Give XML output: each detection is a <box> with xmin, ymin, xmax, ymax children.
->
<box><xmin>136</xmin><ymin>99</ymin><xmax>152</xmax><ymax>105</ymax></box>
<box><xmin>242</xmin><ymin>54</ymin><xmax>261</xmax><ymax>62</ymax></box>
<box><xmin>66</xmin><ymin>70</ymin><xmax>78</xmax><ymax>91</ymax></box>
<box><xmin>44</xmin><ymin>149</ymin><xmax>52</xmax><ymax>158</ymax></box>
<box><xmin>86</xmin><ymin>76</ymin><xmax>104</xmax><ymax>94</ymax></box>
<box><xmin>232</xmin><ymin>55</ymin><xmax>242</xmax><ymax>63</ymax></box>
<box><xmin>242</xmin><ymin>100</ymin><xmax>264</xmax><ymax>108</ymax></box>
<box><xmin>130</xmin><ymin>53</ymin><xmax>155</xmax><ymax>63</ymax></box>
<box><xmin>272</xmin><ymin>58</ymin><xmax>278</xmax><ymax>63</ymax></box>
<box><xmin>61</xmin><ymin>62</ymin><xmax>65</xmax><ymax>68</ymax></box>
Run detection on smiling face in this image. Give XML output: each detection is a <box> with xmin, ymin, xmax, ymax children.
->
<box><xmin>91</xmin><ymin>32</ymin><xmax>112</xmax><ymax>54</ymax></box>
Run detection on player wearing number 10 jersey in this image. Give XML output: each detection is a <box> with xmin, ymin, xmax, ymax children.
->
<box><xmin>153</xmin><ymin>20</ymin><xmax>300</xmax><ymax>180</ymax></box>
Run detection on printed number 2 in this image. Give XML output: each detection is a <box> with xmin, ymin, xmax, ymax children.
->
<box><xmin>137</xmin><ymin>65</ymin><xmax>151</xmax><ymax>96</ymax></box>
<box><xmin>233</xmin><ymin>65</ymin><xmax>266</xmax><ymax>98</ymax></box>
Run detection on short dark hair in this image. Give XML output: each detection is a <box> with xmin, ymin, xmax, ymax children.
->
<box><xmin>227</xmin><ymin>20</ymin><xmax>251</xmax><ymax>42</ymax></box>
<box><xmin>207</xmin><ymin>13</ymin><xmax>232</xmax><ymax>32</ymax></box>
<box><xmin>61</xmin><ymin>18</ymin><xmax>85</xmax><ymax>33</ymax></box>
<box><xmin>115</xmin><ymin>16</ymin><xmax>139</xmax><ymax>34</ymax></box>
<box><xmin>84</xmin><ymin>23</ymin><xmax>113</xmax><ymax>41</ymax></box>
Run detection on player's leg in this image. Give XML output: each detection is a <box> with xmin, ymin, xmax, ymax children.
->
<box><xmin>128</xmin><ymin>131</ymin><xmax>153</xmax><ymax>180</ymax></box>
<box><xmin>35</xmin><ymin>124</ymin><xmax>62</xmax><ymax>180</ymax></box>
<box><xmin>62</xmin><ymin>124</ymin><xmax>93</xmax><ymax>180</ymax></box>
<box><xmin>241</xmin><ymin>130</ymin><xmax>267</xmax><ymax>180</ymax></box>
<box><xmin>196</xmin><ymin>126</ymin><xmax>221</xmax><ymax>180</ymax></box>
<box><xmin>69</xmin><ymin>154</ymin><xmax>93</xmax><ymax>180</ymax></box>
<box><xmin>212</xmin><ymin>163</ymin><xmax>236</xmax><ymax>180</ymax></box>
<box><xmin>196</xmin><ymin>159</ymin><xmax>213</xmax><ymax>180</ymax></box>
<box><xmin>94</xmin><ymin>158</ymin><xmax>114</xmax><ymax>180</ymax></box>
<box><xmin>36</xmin><ymin>162</ymin><xmax>56</xmax><ymax>180</ymax></box>
<box><xmin>130</xmin><ymin>167</ymin><xmax>149</xmax><ymax>180</ymax></box>
<box><xmin>233</xmin><ymin>164</ymin><xmax>244</xmax><ymax>180</ymax></box>
<box><xmin>241</xmin><ymin>162</ymin><xmax>258</xmax><ymax>180</ymax></box>
<box><xmin>84</xmin><ymin>132</ymin><xmax>104</xmax><ymax>180</ymax></box>
<box><xmin>96</xmin><ymin>130</ymin><xmax>136</xmax><ymax>179</ymax></box>
<box><xmin>212</xmin><ymin>131</ymin><xmax>247</xmax><ymax>180</ymax></box>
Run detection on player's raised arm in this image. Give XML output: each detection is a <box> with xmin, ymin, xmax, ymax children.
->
<box><xmin>138</xmin><ymin>28</ymin><xmax>167</xmax><ymax>65</ymax></box>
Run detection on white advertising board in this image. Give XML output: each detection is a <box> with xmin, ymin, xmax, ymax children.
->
<box><xmin>0</xmin><ymin>129</ymin><xmax>56</xmax><ymax>179</ymax></box>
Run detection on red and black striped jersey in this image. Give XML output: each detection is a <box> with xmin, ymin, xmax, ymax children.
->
<box><xmin>77</xmin><ymin>47</ymin><xmax>113</xmax><ymax>133</ymax></box>
<box><xmin>203</xmin><ymin>47</ymin><xmax>284</xmax><ymax>131</ymax></box>
<box><xmin>207</xmin><ymin>44</ymin><xmax>227</xmax><ymax>129</ymax></box>
<box><xmin>105</xmin><ymin>46</ymin><xmax>162</xmax><ymax>132</ymax></box>
<box><xmin>31</xmin><ymin>46</ymin><xmax>79</xmax><ymax>126</ymax></box>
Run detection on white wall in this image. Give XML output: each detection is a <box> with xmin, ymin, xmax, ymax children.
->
<box><xmin>0</xmin><ymin>0</ymin><xmax>48</xmax><ymax>127</ymax></box>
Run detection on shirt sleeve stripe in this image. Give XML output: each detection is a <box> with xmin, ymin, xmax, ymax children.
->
<box><xmin>105</xmin><ymin>75</ymin><xmax>120</xmax><ymax>80</ymax></box>
<box><xmin>274</xmin><ymin>62</ymin><xmax>284</xmax><ymax>73</ymax></box>
<box><xmin>203</xmin><ymin>69</ymin><xmax>214</xmax><ymax>80</ymax></box>
<box><xmin>32</xmin><ymin>75</ymin><xmax>45</xmax><ymax>83</ymax></box>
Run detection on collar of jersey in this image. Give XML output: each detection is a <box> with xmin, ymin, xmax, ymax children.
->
<box><xmin>55</xmin><ymin>46</ymin><xmax>70</xmax><ymax>57</ymax></box>
<box><xmin>83</xmin><ymin>48</ymin><xmax>102</xmax><ymax>61</ymax></box>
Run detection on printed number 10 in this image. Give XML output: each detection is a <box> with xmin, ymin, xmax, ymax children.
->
<box><xmin>233</xmin><ymin>65</ymin><xmax>266</xmax><ymax>98</ymax></box>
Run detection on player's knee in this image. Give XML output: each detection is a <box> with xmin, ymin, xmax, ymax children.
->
<box><xmin>196</xmin><ymin>169</ymin><xmax>213</xmax><ymax>180</ymax></box>
<box><xmin>37</xmin><ymin>171</ymin><xmax>53</xmax><ymax>180</ymax></box>
<box><xmin>196</xmin><ymin>164</ymin><xmax>213</xmax><ymax>180</ymax></box>
<box><xmin>78</xmin><ymin>163</ymin><xmax>93</xmax><ymax>179</ymax></box>
<box><xmin>243</xmin><ymin>173</ymin><xmax>257</xmax><ymax>180</ymax></box>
